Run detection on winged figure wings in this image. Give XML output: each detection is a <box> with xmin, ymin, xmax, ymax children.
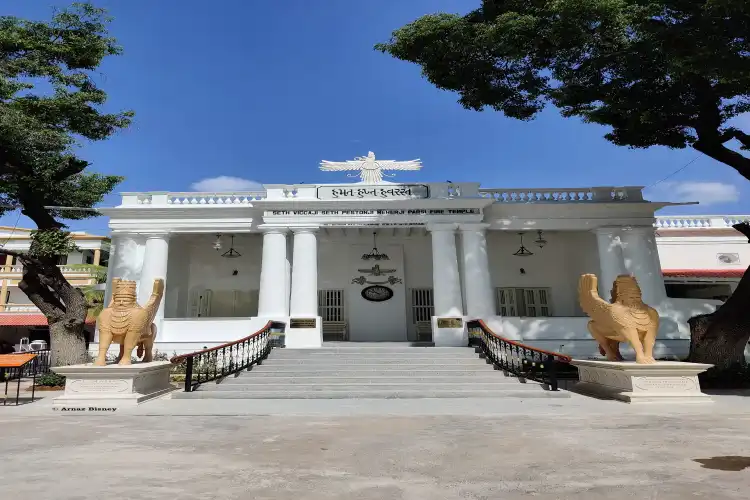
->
<box><xmin>320</xmin><ymin>151</ymin><xmax>422</xmax><ymax>184</ymax></box>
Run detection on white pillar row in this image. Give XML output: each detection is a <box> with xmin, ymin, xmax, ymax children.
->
<box><xmin>593</xmin><ymin>227</ymin><xmax>628</xmax><ymax>301</ymax></box>
<box><xmin>289</xmin><ymin>227</ymin><xmax>319</xmax><ymax>317</ymax></box>
<box><xmin>428</xmin><ymin>224</ymin><xmax>464</xmax><ymax>317</ymax></box>
<box><xmin>620</xmin><ymin>225</ymin><xmax>667</xmax><ymax>306</ymax></box>
<box><xmin>257</xmin><ymin>228</ymin><xmax>289</xmax><ymax>318</ymax></box>
<box><xmin>459</xmin><ymin>223</ymin><xmax>495</xmax><ymax>318</ymax></box>
<box><xmin>138</xmin><ymin>233</ymin><xmax>170</xmax><ymax>325</ymax></box>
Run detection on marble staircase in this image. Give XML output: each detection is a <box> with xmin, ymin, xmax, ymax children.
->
<box><xmin>172</xmin><ymin>345</ymin><xmax>570</xmax><ymax>399</ymax></box>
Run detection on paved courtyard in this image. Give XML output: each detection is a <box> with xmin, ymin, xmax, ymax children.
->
<box><xmin>2</xmin><ymin>392</ymin><xmax>750</xmax><ymax>499</ymax></box>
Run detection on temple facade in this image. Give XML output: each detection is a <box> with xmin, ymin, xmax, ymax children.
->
<box><xmin>94</xmin><ymin>154</ymin><xmax>727</xmax><ymax>360</ymax></box>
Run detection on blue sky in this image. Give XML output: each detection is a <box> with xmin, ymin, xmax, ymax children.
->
<box><xmin>2</xmin><ymin>0</ymin><xmax>748</xmax><ymax>235</ymax></box>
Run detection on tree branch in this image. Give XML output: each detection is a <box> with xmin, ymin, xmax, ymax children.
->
<box><xmin>18</xmin><ymin>269</ymin><xmax>66</xmax><ymax>320</ymax></box>
<box><xmin>733</xmin><ymin>222</ymin><xmax>750</xmax><ymax>242</ymax></box>
<box><xmin>693</xmin><ymin>140</ymin><xmax>750</xmax><ymax>182</ymax></box>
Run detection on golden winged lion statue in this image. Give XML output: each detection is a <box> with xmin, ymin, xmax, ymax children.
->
<box><xmin>578</xmin><ymin>274</ymin><xmax>659</xmax><ymax>364</ymax></box>
<box><xmin>95</xmin><ymin>278</ymin><xmax>165</xmax><ymax>366</ymax></box>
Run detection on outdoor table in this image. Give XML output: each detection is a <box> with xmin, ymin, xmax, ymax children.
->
<box><xmin>0</xmin><ymin>353</ymin><xmax>38</xmax><ymax>406</ymax></box>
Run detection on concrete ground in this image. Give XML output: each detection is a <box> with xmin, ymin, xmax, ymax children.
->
<box><xmin>2</xmin><ymin>390</ymin><xmax>750</xmax><ymax>499</ymax></box>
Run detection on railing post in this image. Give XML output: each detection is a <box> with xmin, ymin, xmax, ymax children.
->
<box><xmin>184</xmin><ymin>357</ymin><xmax>193</xmax><ymax>392</ymax></box>
<box><xmin>547</xmin><ymin>354</ymin><xmax>558</xmax><ymax>391</ymax></box>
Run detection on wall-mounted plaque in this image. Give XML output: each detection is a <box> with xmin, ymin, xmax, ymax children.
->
<box><xmin>290</xmin><ymin>318</ymin><xmax>317</xmax><ymax>329</ymax></box>
<box><xmin>317</xmin><ymin>184</ymin><xmax>429</xmax><ymax>200</ymax></box>
<box><xmin>437</xmin><ymin>317</ymin><xmax>463</xmax><ymax>328</ymax></box>
<box><xmin>361</xmin><ymin>285</ymin><xmax>394</xmax><ymax>302</ymax></box>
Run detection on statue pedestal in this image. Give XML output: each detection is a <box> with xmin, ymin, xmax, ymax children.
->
<box><xmin>52</xmin><ymin>361</ymin><xmax>174</xmax><ymax>408</ymax></box>
<box><xmin>571</xmin><ymin>360</ymin><xmax>713</xmax><ymax>404</ymax></box>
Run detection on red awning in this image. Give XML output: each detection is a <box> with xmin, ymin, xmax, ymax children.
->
<box><xmin>0</xmin><ymin>314</ymin><xmax>97</xmax><ymax>327</ymax></box>
<box><xmin>663</xmin><ymin>269</ymin><xmax>745</xmax><ymax>278</ymax></box>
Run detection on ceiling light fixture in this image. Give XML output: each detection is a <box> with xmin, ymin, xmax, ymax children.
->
<box><xmin>362</xmin><ymin>231</ymin><xmax>389</xmax><ymax>261</ymax></box>
<box><xmin>221</xmin><ymin>234</ymin><xmax>242</xmax><ymax>258</ymax></box>
<box><xmin>513</xmin><ymin>232</ymin><xmax>534</xmax><ymax>257</ymax></box>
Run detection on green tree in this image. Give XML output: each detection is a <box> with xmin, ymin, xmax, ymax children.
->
<box><xmin>0</xmin><ymin>3</ymin><xmax>131</xmax><ymax>366</ymax></box>
<box><xmin>376</xmin><ymin>0</ymin><xmax>750</xmax><ymax>179</ymax></box>
<box><xmin>377</xmin><ymin>0</ymin><xmax>750</xmax><ymax>376</ymax></box>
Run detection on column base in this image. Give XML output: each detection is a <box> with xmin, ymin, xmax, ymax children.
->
<box><xmin>285</xmin><ymin>316</ymin><xmax>323</xmax><ymax>348</ymax></box>
<box><xmin>431</xmin><ymin>316</ymin><xmax>468</xmax><ymax>347</ymax></box>
<box><xmin>571</xmin><ymin>360</ymin><xmax>713</xmax><ymax>404</ymax></box>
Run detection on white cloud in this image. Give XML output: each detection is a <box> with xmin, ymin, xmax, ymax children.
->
<box><xmin>648</xmin><ymin>181</ymin><xmax>740</xmax><ymax>205</ymax></box>
<box><xmin>190</xmin><ymin>176</ymin><xmax>263</xmax><ymax>192</ymax></box>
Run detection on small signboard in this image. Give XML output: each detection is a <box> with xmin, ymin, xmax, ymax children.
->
<box><xmin>317</xmin><ymin>184</ymin><xmax>429</xmax><ymax>200</ymax></box>
<box><xmin>289</xmin><ymin>318</ymin><xmax>317</xmax><ymax>329</ymax></box>
<box><xmin>436</xmin><ymin>318</ymin><xmax>463</xmax><ymax>329</ymax></box>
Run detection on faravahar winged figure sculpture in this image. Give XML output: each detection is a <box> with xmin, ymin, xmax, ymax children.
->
<box><xmin>320</xmin><ymin>151</ymin><xmax>422</xmax><ymax>184</ymax></box>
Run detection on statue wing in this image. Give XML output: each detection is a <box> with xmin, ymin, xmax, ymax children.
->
<box><xmin>319</xmin><ymin>160</ymin><xmax>363</xmax><ymax>171</ymax></box>
<box><xmin>578</xmin><ymin>274</ymin><xmax>612</xmax><ymax>316</ymax></box>
<box><xmin>376</xmin><ymin>159</ymin><xmax>423</xmax><ymax>171</ymax></box>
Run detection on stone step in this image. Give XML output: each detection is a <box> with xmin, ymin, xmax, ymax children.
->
<box><xmin>259</xmin><ymin>359</ymin><xmax>490</xmax><ymax>366</ymax></box>
<box><xmin>200</xmin><ymin>382</ymin><xmax>529</xmax><ymax>392</ymax></box>
<box><xmin>243</xmin><ymin>368</ymin><xmax>501</xmax><ymax>377</ymax></box>
<box><xmin>173</xmin><ymin>388</ymin><xmax>568</xmax><ymax>399</ymax></box>
<box><xmin>220</xmin><ymin>375</ymin><xmax>514</xmax><ymax>385</ymax></box>
<box><xmin>272</xmin><ymin>349</ymin><xmax>478</xmax><ymax>357</ymax></box>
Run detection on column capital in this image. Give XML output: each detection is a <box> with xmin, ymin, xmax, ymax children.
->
<box><xmin>621</xmin><ymin>225</ymin><xmax>656</xmax><ymax>235</ymax></box>
<box><xmin>592</xmin><ymin>226</ymin><xmax>623</xmax><ymax>236</ymax></box>
<box><xmin>427</xmin><ymin>223</ymin><xmax>458</xmax><ymax>233</ymax></box>
<box><xmin>259</xmin><ymin>226</ymin><xmax>289</xmax><ymax>235</ymax></box>
<box><xmin>290</xmin><ymin>226</ymin><xmax>319</xmax><ymax>234</ymax></box>
<box><xmin>458</xmin><ymin>223</ymin><xmax>491</xmax><ymax>232</ymax></box>
<box><xmin>142</xmin><ymin>232</ymin><xmax>171</xmax><ymax>241</ymax></box>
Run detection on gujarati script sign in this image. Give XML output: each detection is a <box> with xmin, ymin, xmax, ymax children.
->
<box><xmin>317</xmin><ymin>184</ymin><xmax>429</xmax><ymax>200</ymax></box>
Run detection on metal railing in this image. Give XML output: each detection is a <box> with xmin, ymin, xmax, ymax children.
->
<box><xmin>169</xmin><ymin>321</ymin><xmax>283</xmax><ymax>392</ymax></box>
<box><xmin>1</xmin><ymin>349</ymin><xmax>51</xmax><ymax>381</ymax></box>
<box><xmin>467</xmin><ymin>320</ymin><xmax>575</xmax><ymax>391</ymax></box>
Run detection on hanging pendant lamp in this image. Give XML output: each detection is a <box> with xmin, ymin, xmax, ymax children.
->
<box><xmin>513</xmin><ymin>232</ymin><xmax>534</xmax><ymax>257</ymax></box>
<box><xmin>535</xmin><ymin>230</ymin><xmax>548</xmax><ymax>248</ymax></box>
<box><xmin>221</xmin><ymin>234</ymin><xmax>242</xmax><ymax>258</ymax></box>
<box><xmin>362</xmin><ymin>231</ymin><xmax>389</xmax><ymax>261</ymax></box>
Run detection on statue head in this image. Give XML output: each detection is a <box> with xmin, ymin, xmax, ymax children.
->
<box><xmin>112</xmin><ymin>279</ymin><xmax>138</xmax><ymax>307</ymax></box>
<box><xmin>612</xmin><ymin>275</ymin><xmax>643</xmax><ymax>304</ymax></box>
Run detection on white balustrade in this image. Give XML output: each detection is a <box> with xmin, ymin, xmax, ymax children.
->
<box><xmin>1</xmin><ymin>265</ymin><xmax>99</xmax><ymax>275</ymax></box>
<box><xmin>0</xmin><ymin>265</ymin><xmax>24</xmax><ymax>274</ymax></box>
<box><xmin>654</xmin><ymin>216</ymin><xmax>750</xmax><ymax>229</ymax></box>
<box><xmin>2</xmin><ymin>304</ymin><xmax>40</xmax><ymax>312</ymax></box>
<box><xmin>477</xmin><ymin>186</ymin><xmax>642</xmax><ymax>203</ymax></box>
<box><xmin>166</xmin><ymin>191</ymin><xmax>267</xmax><ymax>205</ymax></box>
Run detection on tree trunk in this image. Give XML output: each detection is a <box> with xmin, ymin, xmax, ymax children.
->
<box><xmin>686</xmin><ymin>264</ymin><xmax>750</xmax><ymax>371</ymax></box>
<box><xmin>49</xmin><ymin>320</ymin><xmax>88</xmax><ymax>366</ymax></box>
<box><xmin>10</xmin><ymin>254</ymin><xmax>90</xmax><ymax>367</ymax></box>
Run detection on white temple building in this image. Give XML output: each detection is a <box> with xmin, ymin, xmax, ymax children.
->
<box><xmin>95</xmin><ymin>153</ymin><xmax>733</xmax><ymax>359</ymax></box>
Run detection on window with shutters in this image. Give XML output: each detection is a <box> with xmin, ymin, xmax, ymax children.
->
<box><xmin>318</xmin><ymin>289</ymin><xmax>345</xmax><ymax>322</ymax></box>
<box><xmin>495</xmin><ymin>287</ymin><xmax>552</xmax><ymax>317</ymax></box>
<box><xmin>410</xmin><ymin>288</ymin><xmax>434</xmax><ymax>324</ymax></box>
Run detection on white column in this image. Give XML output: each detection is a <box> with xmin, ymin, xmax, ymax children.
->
<box><xmin>257</xmin><ymin>228</ymin><xmax>289</xmax><ymax>318</ymax></box>
<box><xmin>459</xmin><ymin>223</ymin><xmax>494</xmax><ymax>318</ymax></box>
<box><xmin>429</xmin><ymin>224</ymin><xmax>464</xmax><ymax>316</ymax></box>
<box><xmin>621</xmin><ymin>226</ymin><xmax>667</xmax><ymax>306</ymax></box>
<box><xmin>290</xmin><ymin>228</ymin><xmax>318</xmax><ymax>316</ymax></box>
<box><xmin>102</xmin><ymin>233</ymin><xmax>122</xmax><ymax>308</ymax></box>
<box><xmin>594</xmin><ymin>227</ymin><xmax>627</xmax><ymax>301</ymax></box>
<box><xmin>138</xmin><ymin>233</ymin><xmax>170</xmax><ymax>324</ymax></box>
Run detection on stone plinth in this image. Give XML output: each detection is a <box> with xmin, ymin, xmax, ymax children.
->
<box><xmin>52</xmin><ymin>361</ymin><xmax>174</xmax><ymax>407</ymax></box>
<box><xmin>571</xmin><ymin>360</ymin><xmax>713</xmax><ymax>404</ymax></box>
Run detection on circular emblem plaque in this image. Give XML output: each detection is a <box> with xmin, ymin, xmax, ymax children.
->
<box><xmin>361</xmin><ymin>285</ymin><xmax>394</xmax><ymax>302</ymax></box>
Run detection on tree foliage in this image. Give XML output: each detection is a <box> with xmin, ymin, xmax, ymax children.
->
<box><xmin>0</xmin><ymin>2</ymin><xmax>131</xmax><ymax>365</ymax></box>
<box><xmin>376</xmin><ymin>0</ymin><xmax>750</xmax><ymax>179</ymax></box>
